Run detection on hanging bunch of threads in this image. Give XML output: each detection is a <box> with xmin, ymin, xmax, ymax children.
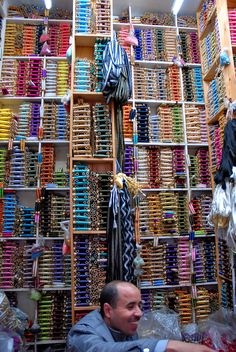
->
<box><xmin>73</xmin><ymin>235</ymin><xmax>107</xmax><ymax>307</ymax></box>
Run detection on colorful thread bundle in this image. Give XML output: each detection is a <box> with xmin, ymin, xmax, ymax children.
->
<box><xmin>45</xmin><ymin>60</ymin><xmax>70</xmax><ymax>97</ymax></box>
<box><xmin>191</xmin><ymin>195</ymin><xmax>214</xmax><ymax>235</ymax></box>
<box><xmin>41</xmin><ymin>144</ymin><xmax>55</xmax><ymax>186</ymax></box>
<box><xmin>193</xmin><ymin>238</ymin><xmax>216</xmax><ymax>283</ymax></box>
<box><xmin>134</xmin><ymin>146</ymin><xmax>186</xmax><ymax>189</ymax></box>
<box><xmin>40</xmin><ymin>193</ymin><xmax>70</xmax><ymax>237</ymax></box>
<box><xmin>72</xmin><ymin>103</ymin><xmax>112</xmax><ymax>158</ymax></box>
<box><xmin>207</xmin><ymin>69</ymin><xmax>225</xmax><ymax>120</ymax></box>
<box><xmin>0</xmin><ymin>58</ymin><xmax>42</xmax><ymax>97</ymax></box>
<box><xmin>72</xmin><ymin>164</ymin><xmax>112</xmax><ymax>231</ymax></box>
<box><xmin>74</xmin><ymin>59</ymin><xmax>95</xmax><ymax>92</ymax></box>
<box><xmin>133</xmin><ymin>28</ymin><xmax>177</xmax><ymax>62</ymax></box>
<box><xmin>133</xmin><ymin>66</ymin><xmax>181</xmax><ymax>101</ymax></box>
<box><xmin>158</xmin><ymin>105</ymin><xmax>184</xmax><ymax>143</ymax></box>
<box><xmin>0</xmin><ymin>108</ymin><xmax>14</xmax><ymax>141</ymax></box>
<box><xmin>198</xmin><ymin>0</ymin><xmax>216</xmax><ymax>35</ymax></box>
<box><xmin>182</xmin><ymin>67</ymin><xmax>204</xmax><ymax>102</ymax></box>
<box><xmin>73</xmin><ymin>235</ymin><xmax>107</xmax><ymax>307</ymax></box>
<box><xmin>0</xmin><ymin>241</ymin><xmax>34</xmax><ymax>288</ymax></box>
<box><xmin>116</xmin><ymin>27</ymin><xmax>131</xmax><ymax>59</ymax></box>
<box><xmin>189</xmin><ymin>149</ymin><xmax>211</xmax><ymax>187</ymax></box>
<box><xmin>75</xmin><ymin>0</ymin><xmax>111</xmax><ymax>34</ymax></box>
<box><xmin>228</xmin><ymin>10</ymin><xmax>236</xmax><ymax>46</ymax></box>
<box><xmin>4</xmin><ymin>22</ymin><xmax>71</xmax><ymax>56</ymax></box>
<box><xmin>180</xmin><ymin>31</ymin><xmax>201</xmax><ymax>64</ymax></box>
<box><xmin>200</xmin><ymin>17</ymin><xmax>220</xmax><ymax>75</ymax></box>
<box><xmin>218</xmin><ymin>238</ymin><xmax>232</xmax><ymax>280</ymax></box>
<box><xmin>38</xmin><ymin>242</ymin><xmax>71</xmax><ymax>288</ymax></box>
<box><xmin>208</xmin><ymin>113</ymin><xmax>226</xmax><ymax>170</ymax></box>
<box><xmin>185</xmin><ymin>106</ymin><xmax>208</xmax><ymax>143</ymax></box>
<box><xmin>38</xmin><ymin>291</ymin><xmax>72</xmax><ymax>341</ymax></box>
<box><xmin>43</xmin><ymin>102</ymin><xmax>69</xmax><ymax>140</ymax></box>
<box><xmin>139</xmin><ymin>192</ymin><xmax>189</xmax><ymax>236</ymax></box>
<box><xmin>122</xmin><ymin>104</ymin><xmax>133</xmax><ymax>140</ymax></box>
<box><xmin>94</xmin><ymin>39</ymin><xmax>109</xmax><ymax>91</ymax></box>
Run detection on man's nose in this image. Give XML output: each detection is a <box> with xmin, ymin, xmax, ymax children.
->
<box><xmin>134</xmin><ymin>306</ymin><xmax>143</xmax><ymax>317</ymax></box>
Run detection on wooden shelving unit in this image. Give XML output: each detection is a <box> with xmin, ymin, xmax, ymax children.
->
<box><xmin>70</xmin><ymin>0</ymin><xmax>116</xmax><ymax>324</ymax></box>
<box><xmin>197</xmin><ymin>0</ymin><xmax>236</xmax><ymax>311</ymax></box>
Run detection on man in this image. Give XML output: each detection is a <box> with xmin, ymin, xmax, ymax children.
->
<box><xmin>67</xmin><ymin>280</ymin><xmax>214</xmax><ymax>352</ymax></box>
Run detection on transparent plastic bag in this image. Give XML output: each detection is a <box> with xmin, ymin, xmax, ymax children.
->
<box><xmin>137</xmin><ymin>307</ymin><xmax>182</xmax><ymax>340</ymax></box>
<box><xmin>199</xmin><ymin>308</ymin><xmax>236</xmax><ymax>351</ymax></box>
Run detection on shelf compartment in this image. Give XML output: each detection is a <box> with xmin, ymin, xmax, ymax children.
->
<box><xmin>199</xmin><ymin>6</ymin><xmax>217</xmax><ymax>40</ymax></box>
<box><xmin>203</xmin><ymin>53</ymin><xmax>220</xmax><ymax>81</ymax></box>
<box><xmin>75</xmin><ymin>34</ymin><xmax>111</xmax><ymax>46</ymax></box>
<box><xmin>73</xmin><ymin>92</ymin><xmax>105</xmax><ymax>103</ymax></box>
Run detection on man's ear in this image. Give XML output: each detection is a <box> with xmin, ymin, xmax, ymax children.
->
<box><xmin>103</xmin><ymin>303</ymin><xmax>112</xmax><ymax>318</ymax></box>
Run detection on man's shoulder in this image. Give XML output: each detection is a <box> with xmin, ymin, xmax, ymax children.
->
<box><xmin>75</xmin><ymin>309</ymin><xmax>104</xmax><ymax>329</ymax></box>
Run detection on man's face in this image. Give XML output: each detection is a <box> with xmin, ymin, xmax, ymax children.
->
<box><xmin>104</xmin><ymin>284</ymin><xmax>143</xmax><ymax>336</ymax></box>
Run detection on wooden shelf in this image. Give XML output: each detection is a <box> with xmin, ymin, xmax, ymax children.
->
<box><xmin>72</xmin><ymin>157</ymin><xmax>114</xmax><ymax>163</ymax></box>
<box><xmin>218</xmin><ymin>274</ymin><xmax>232</xmax><ymax>282</ymax></box>
<box><xmin>73</xmin><ymin>91</ymin><xmax>105</xmax><ymax>103</ymax></box>
<box><xmin>73</xmin><ymin>230</ymin><xmax>107</xmax><ymax>235</ymax></box>
<box><xmin>75</xmin><ymin>34</ymin><xmax>111</xmax><ymax>46</ymax></box>
<box><xmin>203</xmin><ymin>53</ymin><xmax>220</xmax><ymax>81</ymax></box>
<box><xmin>200</xmin><ymin>6</ymin><xmax>216</xmax><ymax>40</ymax></box>
<box><xmin>74</xmin><ymin>306</ymin><xmax>98</xmax><ymax>311</ymax></box>
<box><xmin>207</xmin><ymin>106</ymin><xmax>226</xmax><ymax>124</ymax></box>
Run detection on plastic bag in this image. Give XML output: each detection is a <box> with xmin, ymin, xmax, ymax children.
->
<box><xmin>124</xmin><ymin>24</ymin><xmax>138</xmax><ymax>46</ymax></box>
<box><xmin>137</xmin><ymin>307</ymin><xmax>182</xmax><ymax>340</ymax></box>
<box><xmin>199</xmin><ymin>308</ymin><xmax>236</xmax><ymax>351</ymax></box>
<box><xmin>0</xmin><ymin>332</ymin><xmax>14</xmax><ymax>352</ymax></box>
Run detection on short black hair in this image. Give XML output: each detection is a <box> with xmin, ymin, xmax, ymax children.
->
<box><xmin>99</xmin><ymin>281</ymin><xmax>124</xmax><ymax>317</ymax></box>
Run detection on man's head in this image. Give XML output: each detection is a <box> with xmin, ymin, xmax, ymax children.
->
<box><xmin>99</xmin><ymin>280</ymin><xmax>143</xmax><ymax>336</ymax></box>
